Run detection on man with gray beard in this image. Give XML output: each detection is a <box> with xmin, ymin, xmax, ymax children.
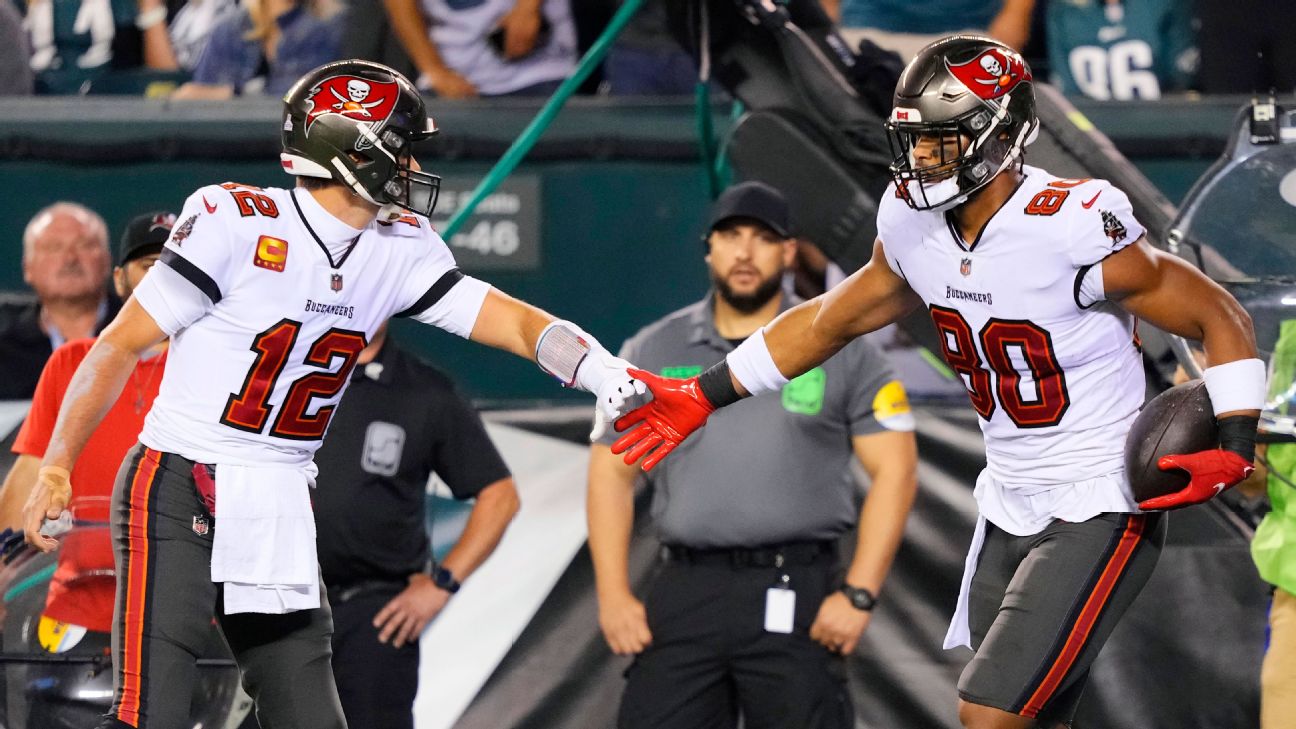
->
<box><xmin>588</xmin><ymin>182</ymin><xmax>919</xmax><ymax>729</ymax></box>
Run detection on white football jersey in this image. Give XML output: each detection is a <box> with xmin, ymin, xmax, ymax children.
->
<box><xmin>878</xmin><ymin>165</ymin><xmax>1147</xmax><ymax>492</ymax></box>
<box><xmin>132</xmin><ymin>183</ymin><xmax>490</xmax><ymax>468</ymax></box>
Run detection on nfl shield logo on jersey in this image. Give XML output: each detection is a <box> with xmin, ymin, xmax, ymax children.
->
<box><xmin>192</xmin><ymin>515</ymin><xmax>210</xmax><ymax>536</ymax></box>
<box><xmin>331</xmin><ymin>273</ymin><xmax>344</xmax><ymax>292</ymax></box>
<box><xmin>960</xmin><ymin>257</ymin><xmax>973</xmax><ymax>277</ymax></box>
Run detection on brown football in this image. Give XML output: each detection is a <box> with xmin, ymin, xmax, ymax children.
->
<box><xmin>1123</xmin><ymin>380</ymin><xmax>1219</xmax><ymax>503</ymax></box>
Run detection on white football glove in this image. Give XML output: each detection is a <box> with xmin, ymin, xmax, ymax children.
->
<box><xmin>532</xmin><ymin>320</ymin><xmax>647</xmax><ymax>440</ymax></box>
<box><xmin>581</xmin><ymin>352</ymin><xmax>647</xmax><ymax>442</ymax></box>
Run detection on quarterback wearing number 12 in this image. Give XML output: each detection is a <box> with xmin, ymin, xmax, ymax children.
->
<box><xmin>22</xmin><ymin>60</ymin><xmax>643</xmax><ymax>729</ymax></box>
<box><xmin>614</xmin><ymin>36</ymin><xmax>1263</xmax><ymax>729</ymax></box>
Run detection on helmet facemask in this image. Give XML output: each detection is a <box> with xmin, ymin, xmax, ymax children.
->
<box><xmin>887</xmin><ymin>102</ymin><xmax>1034</xmax><ymax>211</ymax></box>
<box><xmin>353</xmin><ymin>124</ymin><xmax>441</xmax><ymax>218</ymax></box>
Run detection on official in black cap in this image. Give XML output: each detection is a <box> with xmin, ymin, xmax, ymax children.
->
<box><xmin>588</xmin><ymin>180</ymin><xmax>918</xmax><ymax>729</ymax></box>
<box><xmin>698</xmin><ymin>181</ymin><xmax>797</xmax><ymax>317</ymax></box>
<box><xmin>115</xmin><ymin>211</ymin><xmax>175</xmax><ymax>300</ymax></box>
<box><xmin>704</xmin><ymin>180</ymin><xmax>794</xmax><ymax>242</ymax></box>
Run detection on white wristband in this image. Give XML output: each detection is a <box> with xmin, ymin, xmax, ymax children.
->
<box><xmin>1202</xmin><ymin>358</ymin><xmax>1266</xmax><ymax>415</ymax></box>
<box><xmin>726</xmin><ymin>328</ymin><xmax>789</xmax><ymax>397</ymax></box>
<box><xmin>136</xmin><ymin>5</ymin><xmax>167</xmax><ymax>30</ymax></box>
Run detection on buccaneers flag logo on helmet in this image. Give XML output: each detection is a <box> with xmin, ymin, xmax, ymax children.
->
<box><xmin>303</xmin><ymin>75</ymin><xmax>400</xmax><ymax>138</ymax></box>
<box><xmin>946</xmin><ymin>48</ymin><xmax>1030</xmax><ymax>101</ymax></box>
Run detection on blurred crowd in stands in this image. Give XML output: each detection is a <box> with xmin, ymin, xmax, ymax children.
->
<box><xmin>0</xmin><ymin>0</ymin><xmax>1291</xmax><ymax>100</ymax></box>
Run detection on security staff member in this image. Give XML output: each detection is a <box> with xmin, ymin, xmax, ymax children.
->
<box><xmin>588</xmin><ymin>182</ymin><xmax>919</xmax><ymax>729</ymax></box>
<box><xmin>313</xmin><ymin>322</ymin><xmax>519</xmax><ymax>729</ymax></box>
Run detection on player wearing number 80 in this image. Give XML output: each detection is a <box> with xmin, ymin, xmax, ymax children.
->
<box><xmin>20</xmin><ymin>59</ymin><xmax>643</xmax><ymax>729</ymax></box>
<box><xmin>613</xmin><ymin>36</ymin><xmax>1264</xmax><ymax>729</ymax></box>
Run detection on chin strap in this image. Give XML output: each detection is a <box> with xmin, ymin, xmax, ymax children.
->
<box><xmin>329</xmin><ymin>157</ymin><xmax>383</xmax><ymax>206</ymax></box>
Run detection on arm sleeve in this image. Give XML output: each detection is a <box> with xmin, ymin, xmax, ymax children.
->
<box><xmin>429</xmin><ymin>386</ymin><xmax>512</xmax><ymax>500</ymax></box>
<box><xmin>12</xmin><ymin>343</ymin><xmax>81</xmax><ymax>457</ymax></box>
<box><xmin>845</xmin><ymin>340</ymin><xmax>915</xmax><ymax>435</ymax></box>
<box><xmin>396</xmin><ymin>231</ymin><xmax>489</xmax><ymax>337</ymax></box>
<box><xmin>132</xmin><ymin>189</ymin><xmax>237</xmax><ymax>336</ymax></box>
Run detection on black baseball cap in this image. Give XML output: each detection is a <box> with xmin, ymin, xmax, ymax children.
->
<box><xmin>118</xmin><ymin>211</ymin><xmax>177</xmax><ymax>265</ymax></box>
<box><xmin>706</xmin><ymin>181</ymin><xmax>793</xmax><ymax>239</ymax></box>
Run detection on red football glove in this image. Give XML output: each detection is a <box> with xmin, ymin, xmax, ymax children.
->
<box><xmin>1139</xmin><ymin>449</ymin><xmax>1255</xmax><ymax>511</ymax></box>
<box><xmin>611</xmin><ymin>368</ymin><xmax>716</xmax><ymax>471</ymax></box>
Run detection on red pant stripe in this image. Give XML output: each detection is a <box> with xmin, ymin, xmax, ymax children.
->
<box><xmin>1022</xmin><ymin>515</ymin><xmax>1146</xmax><ymax>718</ymax></box>
<box><xmin>116</xmin><ymin>448</ymin><xmax>161</xmax><ymax>727</ymax></box>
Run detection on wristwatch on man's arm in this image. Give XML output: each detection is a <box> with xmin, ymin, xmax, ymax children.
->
<box><xmin>430</xmin><ymin>563</ymin><xmax>461</xmax><ymax>594</ymax></box>
<box><xmin>840</xmin><ymin>584</ymin><xmax>876</xmax><ymax>612</ymax></box>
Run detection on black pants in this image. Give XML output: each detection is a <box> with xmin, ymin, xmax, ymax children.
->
<box><xmin>98</xmin><ymin>445</ymin><xmax>346</xmax><ymax>729</ymax></box>
<box><xmin>619</xmin><ymin>547</ymin><xmax>852</xmax><ymax>729</ymax></box>
<box><xmin>330</xmin><ymin>584</ymin><xmax>420</xmax><ymax>729</ymax></box>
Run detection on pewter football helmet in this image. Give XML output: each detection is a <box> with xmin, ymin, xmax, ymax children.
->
<box><xmin>885</xmin><ymin>36</ymin><xmax>1039</xmax><ymax>210</ymax></box>
<box><xmin>281</xmin><ymin>60</ymin><xmax>441</xmax><ymax>216</ymax></box>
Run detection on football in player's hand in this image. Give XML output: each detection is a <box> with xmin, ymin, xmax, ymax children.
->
<box><xmin>1124</xmin><ymin>380</ymin><xmax>1219</xmax><ymax>503</ymax></box>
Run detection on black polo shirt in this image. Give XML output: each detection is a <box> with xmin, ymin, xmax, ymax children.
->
<box><xmin>313</xmin><ymin>341</ymin><xmax>511</xmax><ymax>588</ymax></box>
<box><xmin>0</xmin><ymin>293</ymin><xmax>120</xmax><ymax>400</ymax></box>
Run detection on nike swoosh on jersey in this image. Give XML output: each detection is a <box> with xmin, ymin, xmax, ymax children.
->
<box><xmin>203</xmin><ymin>196</ymin><xmax>218</xmax><ymax>214</ymax></box>
<box><xmin>1212</xmin><ymin>482</ymin><xmax>1226</xmax><ymax>495</ymax></box>
<box><xmin>1081</xmin><ymin>191</ymin><xmax>1102</xmax><ymax>209</ymax></box>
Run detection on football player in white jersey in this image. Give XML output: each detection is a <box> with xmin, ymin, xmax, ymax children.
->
<box><xmin>19</xmin><ymin>60</ymin><xmax>643</xmax><ymax>729</ymax></box>
<box><xmin>610</xmin><ymin>36</ymin><xmax>1264</xmax><ymax>729</ymax></box>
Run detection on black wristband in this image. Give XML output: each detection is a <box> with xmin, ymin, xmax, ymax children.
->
<box><xmin>697</xmin><ymin>359</ymin><xmax>742</xmax><ymax>409</ymax></box>
<box><xmin>1217</xmin><ymin>414</ymin><xmax>1259</xmax><ymax>463</ymax></box>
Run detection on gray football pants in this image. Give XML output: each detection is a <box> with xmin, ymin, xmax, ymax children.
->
<box><xmin>98</xmin><ymin>444</ymin><xmax>347</xmax><ymax>729</ymax></box>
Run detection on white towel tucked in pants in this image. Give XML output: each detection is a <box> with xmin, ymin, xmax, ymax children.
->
<box><xmin>211</xmin><ymin>463</ymin><xmax>319</xmax><ymax>614</ymax></box>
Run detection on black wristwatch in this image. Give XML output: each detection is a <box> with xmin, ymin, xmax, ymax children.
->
<box><xmin>840</xmin><ymin>584</ymin><xmax>876</xmax><ymax>612</ymax></box>
<box><xmin>430</xmin><ymin>564</ymin><xmax>461</xmax><ymax>594</ymax></box>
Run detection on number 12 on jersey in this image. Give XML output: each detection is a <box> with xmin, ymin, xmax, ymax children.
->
<box><xmin>221</xmin><ymin>319</ymin><xmax>368</xmax><ymax>440</ymax></box>
<box><xmin>929</xmin><ymin>305</ymin><xmax>1070</xmax><ymax>428</ymax></box>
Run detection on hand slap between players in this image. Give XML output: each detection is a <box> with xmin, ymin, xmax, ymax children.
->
<box><xmin>587</xmin><ymin>360</ymin><xmax>647</xmax><ymax>442</ymax></box>
<box><xmin>1140</xmin><ymin>449</ymin><xmax>1254</xmax><ymax>511</ymax></box>
<box><xmin>611</xmin><ymin>369</ymin><xmax>716</xmax><ymax>471</ymax></box>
